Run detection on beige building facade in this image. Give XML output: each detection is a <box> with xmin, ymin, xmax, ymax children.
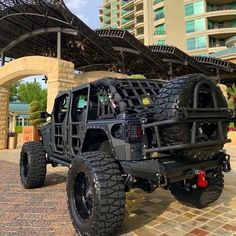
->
<box><xmin>100</xmin><ymin>0</ymin><xmax>236</xmax><ymax>55</ymax></box>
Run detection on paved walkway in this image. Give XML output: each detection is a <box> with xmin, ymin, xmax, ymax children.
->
<box><xmin>0</xmin><ymin>147</ymin><xmax>236</xmax><ymax>236</ymax></box>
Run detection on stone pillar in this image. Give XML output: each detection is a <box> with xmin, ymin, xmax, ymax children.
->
<box><xmin>12</xmin><ymin>115</ymin><xmax>16</xmax><ymax>132</ymax></box>
<box><xmin>47</xmin><ymin>61</ymin><xmax>75</xmax><ymax>113</ymax></box>
<box><xmin>0</xmin><ymin>87</ymin><xmax>9</xmax><ymax>150</ymax></box>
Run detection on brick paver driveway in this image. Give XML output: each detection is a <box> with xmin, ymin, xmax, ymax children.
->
<box><xmin>0</xmin><ymin>147</ymin><xmax>236</xmax><ymax>236</ymax></box>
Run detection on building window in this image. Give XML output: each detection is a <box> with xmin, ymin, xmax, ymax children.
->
<box><xmin>154</xmin><ymin>7</ymin><xmax>165</xmax><ymax>21</ymax></box>
<box><xmin>24</xmin><ymin>119</ymin><xmax>29</xmax><ymax>126</ymax></box>
<box><xmin>187</xmin><ymin>36</ymin><xmax>207</xmax><ymax>50</ymax></box>
<box><xmin>155</xmin><ymin>24</ymin><xmax>165</xmax><ymax>35</ymax></box>
<box><xmin>156</xmin><ymin>40</ymin><xmax>166</xmax><ymax>45</ymax></box>
<box><xmin>185</xmin><ymin>0</ymin><xmax>204</xmax><ymax>16</ymax></box>
<box><xmin>16</xmin><ymin>117</ymin><xmax>23</xmax><ymax>126</ymax></box>
<box><xmin>186</xmin><ymin>18</ymin><xmax>205</xmax><ymax>33</ymax></box>
<box><xmin>154</xmin><ymin>0</ymin><xmax>163</xmax><ymax>5</ymax></box>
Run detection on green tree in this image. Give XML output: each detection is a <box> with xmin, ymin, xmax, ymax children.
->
<box><xmin>40</xmin><ymin>89</ymin><xmax>47</xmax><ymax>111</ymax></box>
<box><xmin>29</xmin><ymin>101</ymin><xmax>46</xmax><ymax>126</ymax></box>
<box><xmin>18</xmin><ymin>81</ymin><xmax>47</xmax><ymax>111</ymax></box>
<box><xmin>227</xmin><ymin>84</ymin><xmax>236</xmax><ymax>99</ymax></box>
<box><xmin>9</xmin><ymin>81</ymin><xmax>21</xmax><ymax>101</ymax></box>
<box><xmin>227</xmin><ymin>84</ymin><xmax>236</xmax><ymax>110</ymax></box>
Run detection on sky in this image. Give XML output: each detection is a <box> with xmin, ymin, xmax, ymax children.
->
<box><xmin>64</xmin><ymin>0</ymin><xmax>101</xmax><ymax>29</ymax></box>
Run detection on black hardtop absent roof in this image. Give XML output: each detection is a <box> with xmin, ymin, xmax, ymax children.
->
<box><xmin>91</xmin><ymin>77</ymin><xmax>162</xmax><ymax>86</ymax></box>
<box><xmin>70</xmin><ymin>77</ymin><xmax>163</xmax><ymax>94</ymax></box>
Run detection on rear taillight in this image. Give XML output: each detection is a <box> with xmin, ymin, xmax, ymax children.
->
<box><xmin>129</xmin><ymin>124</ymin><xmax>143</xmax><ymax>141</ymax></box>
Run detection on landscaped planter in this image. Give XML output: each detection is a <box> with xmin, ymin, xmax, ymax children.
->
<box><xmin>22</xmin><ymin>126</ymin><xmax>40</xmax><ymax>143</ymax></box>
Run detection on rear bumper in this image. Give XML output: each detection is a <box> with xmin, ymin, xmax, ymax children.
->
<box><xmin>120</xmin><ymin>152</ymin><xmax>231</xmax><ymax>185</ymax></box>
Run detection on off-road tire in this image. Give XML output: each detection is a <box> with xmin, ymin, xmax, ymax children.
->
<box><xmin>155</xmin><ymin>74</ymin><xmax>228</xmax><ymax>160</ymax></box>
<box><xmin>67</xmin><ymin>152</ymin><xmax>125</xmax><ymax>236</ymax></box>
<box><xmin>20</xmin><ymin>141</ymin><xmax>47</xmax><ymax>189</ymax></box>
<box><xmin>170</xmin><ymin>168</ymin><xmax>224</xmax><ymax>208</ymax></box>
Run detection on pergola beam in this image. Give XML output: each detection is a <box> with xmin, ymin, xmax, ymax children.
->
<box><xmin>0</xmin><ymin>27</ymin><xmax>79</xmax><ymax>55</ymax></box>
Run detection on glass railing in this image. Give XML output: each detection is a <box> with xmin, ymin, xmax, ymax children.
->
<box><xmin>104</xmin><ymin>16</ymin><xmax>111</xmax><ymax>22</ymax></box>
<box><xmin>207</xmin><ymin>3</ymin><xmax>236</xmax><ymax>12</ymax></box>
<box><xmin>103</xmin><ymin>8</ymin><xmax>111</xmax><ymax>15</ymax></box>
<box><xmin>154</xmin><ymin>13</ymin><xmax>165</xmax><ymax>21</ymax></box>
<box><xmin>121</xmin><ymin>9</ymin><xmax>133</xmax><ymax>15</ymax></box>
<box><xmin>154</xmin><ymin>30</ymin><xmax>166</xmax><ymax>35</ymax></box>
<box><xmin>208</xmin><ymin>22</ymin><xmax>236</xmax><ymax>30</ymax></box>
<box><xmin>136</xmin><ymin>19</ymin><xmax>144</xmax><ymax>24</ymax></box>
<box><xmin>209</xmin><ymin>41</ymin><xmax>226</xmax><ymax>47</ymax></box>
<box><xmin>122</xmin><ymin>18</ymin><xmax>134</xmax><ymax>25</ymax></box>
<box><xmin>122</xmin><ymin>0</ymin><xmax>133</xmax><ymax>6</ymax></box>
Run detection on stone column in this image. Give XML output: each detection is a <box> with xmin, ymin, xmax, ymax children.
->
<box><xmin>12</xmin><ymin>115</ymin><xmax>16</xmax><ymax>132</ymax></box>
<box><xmin>0</xmin><ymin>87</ymin><xmax>9</xmax><ymax>150</ymax></box>
<box><xmin>47</xmin><ymin>61</ymin><xmax>75</xmax><ymax>113</ymax></box>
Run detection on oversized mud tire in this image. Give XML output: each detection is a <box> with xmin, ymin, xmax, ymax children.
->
<box><xmin>20</xmin><ymin>141</ymin><xmax>47</xmax><ymax>189</ymax></box>
<box><xmin>67</xmin><ymin>152</ymin><xmax>125</xmax><ymax>236</ymax></box>
<box><xmin>169</xmin><ymin>168</ymin><xmax>224</xmax><ymax>208</ymax></box>
<box><xmin>155</xmin><ymin>74</ymin><xmax>228</xmax><ymax>160</ymax></box>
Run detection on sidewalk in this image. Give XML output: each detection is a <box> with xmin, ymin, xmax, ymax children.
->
<box><xmin>0</xmin><ymin>146</ymin><xmax>235</xmax><ymax>236</ymax></box>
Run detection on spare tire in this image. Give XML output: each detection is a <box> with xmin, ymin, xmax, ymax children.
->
<box><xmin>155</xmin><ymin>74</ymin><xmax>229</xmax><ymax>160</ymax></box>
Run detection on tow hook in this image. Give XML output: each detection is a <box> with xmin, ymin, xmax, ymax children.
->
<box><xmin>195</xmin><ymin>170</ymin><xmax>208</xmax><ymax>188</ymax></box>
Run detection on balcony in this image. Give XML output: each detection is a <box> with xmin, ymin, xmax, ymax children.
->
<box><xmin>136</xmin><ymin>34</ymin><xmax>144</xmax><ymax>40</ymax></box>
<box><xmin>207</xmin><ymin>3</ymin><xmax>236</xmax><ymax>12</ymax></box>
<box><xmin>154</xmin><ymin>13</ymin><xmax>165</xmax><ymax>21</ymax></box>
<box><xmin>208</xmin><ymin>21</ymin><xmax>236</xmax><ymax>30</ymax></box>
<box><xmin>154</xmin><ymin>30</ymin><xmax>166</xmax><ymax>35</ymax></box>
<box><xmin>103</xmin><ymin>16</ymin><xmax>111</xmax><ymax>23</ymax></box>
<box><xmin>135</xmin><ymin>0</ymin><xmax>143</xmax><ymax>5</ymax></box>
<box><xmin>154</xmin><ymin>0</ymin><xmax>163</xmax><ymax>5</ymax></box>
<box><xmin>209</xmin><ymin>40</ymin><xmax>226</xmax><ymax>48</ymax></box>
<box><xmin>103</xmin><ymin>8</ymin><xmax>111</xmax><ymax>16</ymax></box>
<box><xmin>154</xmin><ymin>8</ymin><xmax>165</xmax><ymax>22</ymax></box>
<box><xmin>122</xmin><ymin>0</ymin><xmax>134</xmax><ymax>9</ymax></box>
<box><xmin>122</xmin><ymin>19</ymin><xmax>135</xmax><ymax>28</ymax></box>
<box><xmin>121</xmin><ymin>9</ymin><xmax>134</xmax><ymax>18</ymax></box>
<box><xmin>136</xmin><ymin>14</ymin><xmax>144</xmax><ymax>24</ymax></box>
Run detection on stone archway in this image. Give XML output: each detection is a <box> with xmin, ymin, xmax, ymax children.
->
<box><xmin>0</xmin><ymin>56</ymin><xmax>75</xmax><ymax>150</ymax></box>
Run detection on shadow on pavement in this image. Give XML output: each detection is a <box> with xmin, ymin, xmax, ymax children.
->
<box><xmin>44</xmin><ymin>172</ymin><xmax>67</xmax><ymax>187</ymax></box>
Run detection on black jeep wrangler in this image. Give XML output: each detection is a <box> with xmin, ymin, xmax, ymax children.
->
<box><xmin>20</xmin><ymin>74</ymin><xmax>234</xmax><ymax>236</ymax></box>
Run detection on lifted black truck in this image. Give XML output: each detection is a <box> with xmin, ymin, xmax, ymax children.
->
<box><xmin>19</xmin><ymin>74</ymin><xmax>234</xmax><ymax>236</ymax></box>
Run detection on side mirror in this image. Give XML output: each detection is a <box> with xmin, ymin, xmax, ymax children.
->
<box><xmin>40</xmin><ymin>112</ymin><xmax>51</xmax><ymax>119</ymax></box>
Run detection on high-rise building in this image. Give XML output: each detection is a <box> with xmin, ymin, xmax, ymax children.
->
<box><xmin>99</xmin><ymin>0</ymin><xmax>236</xmax><ymax>55</ymax></box>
